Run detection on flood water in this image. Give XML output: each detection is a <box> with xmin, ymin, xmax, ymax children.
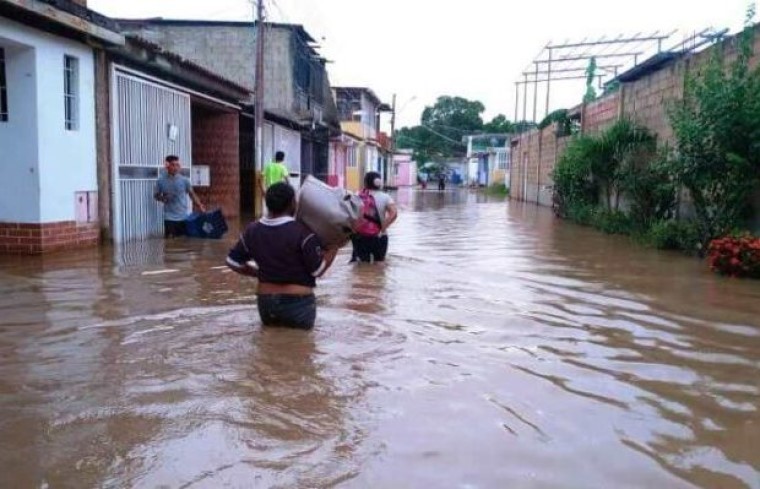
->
<box><xmin>0</xmin><ymin>189</ymin><xmax>759</xmax><ymax>489</ymax></box>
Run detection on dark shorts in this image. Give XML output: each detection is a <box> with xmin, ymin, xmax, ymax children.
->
<box><xmin>351</xmin><ymin>234</ymin><xmax>389</xmax><ymax>263</ymax></box>
<box><xmin>257</xmin><ymin>294</ymin><xmax>317</xmax><ymax>330</ymax></box>
<box><xmin>164</xmin><ymin>220</ymin><xmax>187</xmax><ymax>238</ymax></box>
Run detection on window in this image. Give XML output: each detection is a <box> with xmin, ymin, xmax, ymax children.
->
<box><xmin>64</xmin><ymin>55</ymin><xmax>79</xmax><ymax>130</ymax></box>
<box><xmin>0</xmin><ymin>48</ymin><xmax>7</xmax><ymax>122</ymax></box>
<box><xmin>348</xmin><ymin>147</ymin><xmax>357</xmax><ymax>167</ymax></box>
<box><xmin>497</xmin><ymin>151</ymin><xmax>508</xmax><ymax>170</ymax></box>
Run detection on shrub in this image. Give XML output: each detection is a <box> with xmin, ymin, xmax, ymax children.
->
<box><xmin>566</xmin><ymin>202</ymin><xmax>596</xmax><ymax>225</ymax></box>
<box><xmin>591</xmin><ymin>209</ymin><xmax>633</xmax><ymax>235</ymax></box>
<box><xmin>707</xmin><ymin>234</ymin><xmax>760</xmax><ymax>278</ymax></box>
<box><xmin>565</xmin><ymin>203</ymin><xmax>633</xmax><ymax>235</ymax></box>
<box><xmin>621</xmin><ymin>155</ymin><xmax>676</xmax><ymax>230</ymax></box>
<box><xmin>552</xmin><ymin>119</ymin><xmax>656</xmax><ymax>218</ymax></box>
<box><xmin>552</xmin><ymin>136</ymin><xmax>600</xmax><ymax>217</ymax></box>
<box><xmin>644</xmin><ymin>220</ymin><xmax>701</xmax><ymax>252</ymax></box>
<box><xmin>596</xmin><ymin>119</ymin><xmax>656</xmax><ymax>212</ymax></box>
<box><xmin>486</xmin><ymin>183</ymin><xmax>509</xmax><ymax>196</ymax></box>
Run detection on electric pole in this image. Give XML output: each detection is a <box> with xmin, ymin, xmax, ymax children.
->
<box><xmin>390</xmin><ymin>93</ymin><xmax>397</xmax><ymax>153</ymax></box>
<box><xmin>254</xmin><ymin>0</ymin><xmax>265</xmax><ymax>216</ymax></box>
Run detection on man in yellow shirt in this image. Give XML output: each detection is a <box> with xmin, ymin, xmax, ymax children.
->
<box><xmin>261</xmin><ymin>151</ymin><xmax>290</xmax><ymax>194</ymax></box>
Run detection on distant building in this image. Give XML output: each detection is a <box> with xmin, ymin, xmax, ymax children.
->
<box><xmin>390</xmin><ymin>150</ymin><xmax>418</xmax><ymax>187</ymax></box>
<box><xmin>333</xmin><ymin>87</ymin><xmax>391</xmax><ymax>191</ymax></box>
<box><xmin>465</xmin><ymin>134</ymin><xmax>511</xmax><ymax>187</ymax></box>
<box><xmin>117</xmin><ymin>18</ymin><xmax>341</xmax><ymax>200</ymax></box>
<box><xmin>0</xmin><ymin>0</ymin><xmax>123</xmax><ymax>253</ymax></box>
<box><xmin>0</xmin><ymin>0</ymin><xmax>252</xmax><ymax>252</ymax></box>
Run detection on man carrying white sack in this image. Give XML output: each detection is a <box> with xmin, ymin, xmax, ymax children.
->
<box><xmin>226</xmin><ymin>183</ymin><xmax>342</xmax><ymax>330</ymax></box>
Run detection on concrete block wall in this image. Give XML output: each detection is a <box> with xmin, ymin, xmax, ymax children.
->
<box><xmin>263</xmin><ymin>28</ymin><xmax>294</xmax><ymax>113</ymax></box>
<box><xmin>582</xmin><ymin>92</ymin><xmax>620</xmax><ymax>135</ymax></box>
<box><xmin>511</xmin><ymin>123</ymin><xmax>572</xmax><ymax>206</ymax></box>
<box><xmin>126</xmin><ymin>25</ymin><xmax>255</xmax><ymax>95</ymax></box>
<box><xmin>124</xmin><ymin>24</ymin><xmax>297</xmax><ymax>115</ymax></box>
<box><xmin>622</xmin><ymin>64</ymin><xmax>683</xmax><ymax>143</ymax></box>
<box><xmin>192</xmin><ymin>109</ymin><xmax>241</xmax><ymax>218</ymax></box>
<box><xmin>511</xmin><ymin>24</ymin><xmax>760</xmax><ymax>208</ymax></box>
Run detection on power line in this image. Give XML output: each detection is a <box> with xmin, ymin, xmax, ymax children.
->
<box><xmin>268</xmin><ymin>0</ymin><xmax>290</xmax><ymax>23</ymax></box>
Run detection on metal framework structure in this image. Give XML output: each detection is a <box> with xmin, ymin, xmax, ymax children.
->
<box><xmin>514</xmin><ymin>28</ymin><xmax>730</xmax><ymax>125</ymax></box>
<box><xmin>514</xmin><ymin>31</ymin><xmax>676</xmax><ymax>125</ymax></box>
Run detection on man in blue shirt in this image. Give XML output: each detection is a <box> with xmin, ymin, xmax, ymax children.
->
<box><xmin>154</xmin><ymin>155</ymin><xmax>206</xmax><ymax>238</ymax></box>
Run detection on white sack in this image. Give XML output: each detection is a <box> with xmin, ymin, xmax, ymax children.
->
<box><xmin>296</xmin><ymin>176</ymin><xmax>362</xmax><ymax>247</ymax></box>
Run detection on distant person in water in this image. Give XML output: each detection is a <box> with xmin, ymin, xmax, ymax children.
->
<box><xmin>438</xmin><ymin>173</ymin><xmax>446</xmax><ymax>191</ymax></box>
<box><xmin>351</xmin><ymin>171</ymin><xmax>398</xmax><ymax>263</ymax></box>
<box><xmin>154</xmin><ymin>155</ymin><xmax>206</xmax><ymax>238</ymax></box>
<box><xmin>226</xmin><ymin>183</ymin><xmax>340</xmax><ymax>329</ymax></box>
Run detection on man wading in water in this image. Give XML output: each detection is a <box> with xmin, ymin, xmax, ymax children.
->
<box><xmin>154</xmin><ymin>155</ymin><xmax>206</xmax><ymax>238</ymax></box>
<box><xmin>226</xmin><ymin>183</ymin><xmax>340</xmax><ymax>329</ymax></box>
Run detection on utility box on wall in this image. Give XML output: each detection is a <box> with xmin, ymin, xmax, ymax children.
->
<box><xmin>75</xmin><ymin>191</ymin><xmax>98</xmax><ymax>223</ymax></box>
<box><xmin>191</xmin><ymin>165</ymin><xmax>210</xmax><ymax>187</ymax></box>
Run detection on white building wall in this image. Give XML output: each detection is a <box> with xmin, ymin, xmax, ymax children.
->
<box><xmin>37</xmin><ymin>34</ymin><xmax>96</xmax><ymax>222</ymax></box>
<box><xmin>360</xmin><ymin>94</ymin><xmax>377</xmax><ymax>140</ymax></box>
<box><xmin>0</xmin><ymin>18</ymin><xmax>96</xmax><ymax>223</ymax></box>
<box><xmin>0</xmin><ymin>33</ymin><xmax>39</xmax><ymax>222</ymax></box>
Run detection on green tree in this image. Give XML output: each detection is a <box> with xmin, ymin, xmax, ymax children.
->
<box><xmin>483</xmin><ymin>114</ymin><xmax>513</xmax><ymax>133</ymax></box>
<box><xmin>584</xmin><ymin>57</ymin><xmax>598</xmax><ymax>103</ymax></box>
<box><xmin>421</xmin><ymin>96</ymin><xmax>485</xmax><ymax>133</ymax></box>
<box><xmin>396</xmin><ymin>95</ymin><xmax>486</xmax><ymax>164</ymax></box>
<box><xmin>668</xmin><ymin>7</ymin><xmax>760</xmax><ymax>245</ymax></box>
<box><xmin>396</xmin><ymin>126</ymin><xmax>438</xmax><ymax>165</ymax></box>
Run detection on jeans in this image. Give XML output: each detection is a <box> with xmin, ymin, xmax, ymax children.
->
<box><xmin>164</xmin><ymin>220</ymin><xmax>187</xmax><ymax>238</ymax></box>
<box><xmin>257</xmin><ymin>294</ymin><xmax>317</xmax><ymax>330</ymax></box>
<box><xmin>351</xmin><ymin>234</ymin><xmax>389</xmax><ymax>263</ymax></box>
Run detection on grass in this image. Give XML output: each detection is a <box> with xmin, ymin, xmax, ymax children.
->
<box><xmin>485</xmin><ymin>184</ymin><xmax>509</xmax><ymax>197</ymax></box>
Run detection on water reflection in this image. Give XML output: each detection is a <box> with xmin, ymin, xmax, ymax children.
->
<box><xmin>0</xmin><ymin>189</ymin><xmax>758</xmax><ymax>488</ymax></box>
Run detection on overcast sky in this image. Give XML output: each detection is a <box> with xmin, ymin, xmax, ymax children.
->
<box><xmin>91</xmin><ymin>0</ymin><xmax>754</xmax><ymax>128</ymax></box>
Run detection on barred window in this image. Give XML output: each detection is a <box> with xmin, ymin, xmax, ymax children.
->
<box><xmin>64</xmin><ymin>55</ymin><xmax>79</xmax><ymax>130</ymax></box>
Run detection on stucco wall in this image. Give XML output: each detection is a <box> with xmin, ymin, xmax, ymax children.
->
<box><xmin>0</xmin><ymin>32</ymin><xmax>39</xmax><ymax>222</ymax></box>
<box><xmin>0</xmin><ymin>17</ymin><xmax>96</xmax><ymax>224</ymax></box>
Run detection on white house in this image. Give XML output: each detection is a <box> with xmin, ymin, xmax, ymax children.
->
<box><xmin>465</xmin><ymin>133</ymin><xmax>511</xmax><ymax>187</ymax></box>
<box><xmin>0</xmin><ymin>0</ymin><xmax>124</xmax><ymax>253</ymax></box>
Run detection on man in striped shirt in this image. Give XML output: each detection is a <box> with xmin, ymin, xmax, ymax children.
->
<box><xmin>226</xmin><ymin>182</ymin><xmax>339</xmax><ymax>329</ymax></box>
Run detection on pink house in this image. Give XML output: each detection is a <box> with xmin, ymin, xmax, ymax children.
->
<box><xmin>328</xmin><ymin>137</ymin><xmax>347</xmax><ymax>188</ymax></box>
<box><xmin>391</xmin><ymin>150</ymin><xmax>417</xmax><ymax>187</ymax></box>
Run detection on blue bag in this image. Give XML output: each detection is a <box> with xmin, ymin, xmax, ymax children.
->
<box><xmin>185</xmin><ymin>209</ymin><xmax>228</xmax><ymax>239</ymax></box>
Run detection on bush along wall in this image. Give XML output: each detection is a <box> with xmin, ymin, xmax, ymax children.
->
<box><xmin>551</xmin><ymin>12</ymin><xmax>760</xmax><ymax>277</ymax></box>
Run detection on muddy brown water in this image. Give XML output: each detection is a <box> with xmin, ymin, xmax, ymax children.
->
<box><xmin>0</xmin><ymin>189</ymin><xmax>758</xmax><ymax>489</ymax></box>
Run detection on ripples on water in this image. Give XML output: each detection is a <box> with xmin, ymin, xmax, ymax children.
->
<box><xmin>0</xmin><ymin>189</ymin><xmax>758</xmax><ymax>488</ymax></box>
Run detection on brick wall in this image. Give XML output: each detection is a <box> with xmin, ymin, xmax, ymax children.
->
<box><xmin>192</xmin><ymin>107</ymin><xmax>241</xmax><ymax>218</ymax></box>
<box><xmin>582</xmin><ymin>92</ymin><xmax>621</xmax><ymax>135</ymax></box>
<box><xmin>0</xmin><ymin>222</ymin><xmax>99</xmax><ymax>255</ymax></box>
<box><xmin>511</xmin><ymin>24</ymin><xmax>760</xmax><ymax>208</ymax></box>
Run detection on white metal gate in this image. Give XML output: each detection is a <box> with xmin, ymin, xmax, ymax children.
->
<box><xmin>112</xmin><ymin>69</ymin><xmax>192</xmax><ymax>242</ymax></box>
